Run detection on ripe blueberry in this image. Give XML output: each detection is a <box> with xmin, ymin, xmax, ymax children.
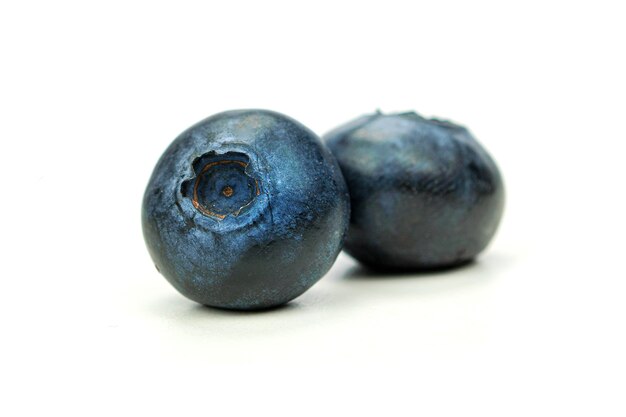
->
<box><xmin>143</xmin><ymin>110</ymin><xmax>350</xmax><ymax>310</ymax></box>
<box><xmin>324</xmin><ymin>111</ymin><xmax>504</xmax><ymax>270</ymax></box>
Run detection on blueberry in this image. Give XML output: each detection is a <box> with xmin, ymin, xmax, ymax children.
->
<box><xmin>143</xmin><ymin>110</ymin><xmax>350</xmax><ymax>310</ymax></box>
<box><xmin>324</xmin><ymin>111</ymin><xmax>504</xmax><ymax>270</ymax></box>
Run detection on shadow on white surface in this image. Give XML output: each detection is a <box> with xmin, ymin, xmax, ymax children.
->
<box><xmin>334</xmin><ymin>256</ymin><xmax>504</xmax><ymax>297</ymax></box>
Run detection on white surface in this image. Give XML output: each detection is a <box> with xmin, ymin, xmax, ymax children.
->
<box><xmin>1</xmin><ymin>1</ymin><xmax>625</xmax><ymax>415</ymax></box>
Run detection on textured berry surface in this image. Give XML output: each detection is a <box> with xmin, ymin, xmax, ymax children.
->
<box><xmin>324</xmin><ymin>111</ymin><xmax>504</xmax><ymax>270</ymax></box>
<box><xmin>143</xmin><ymin>110</ymin><xmax>350</xmax><ymax>310</ymax></box>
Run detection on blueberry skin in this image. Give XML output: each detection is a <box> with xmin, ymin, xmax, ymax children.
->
<box><xmin>142</xmin><ymin>110</ymin><xmax>349</xmax><ymax>310</ymax></box>
<box><xmin>324</xmin><ymin>111</ymin><xmax>504</xmax><ymax>270</ymax></box>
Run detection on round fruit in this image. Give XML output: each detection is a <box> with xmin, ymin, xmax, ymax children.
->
<box><xmin>324</xmin><ymin>111</ymin><xmax>504</xmax><ymax>270</ymax></box>
<box><xmin>143</xmin><ymin>110</ymin><xmax>350</xmax><ymax>310</ymax></box>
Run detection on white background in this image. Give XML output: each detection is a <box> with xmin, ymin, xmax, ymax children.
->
<box><xmin>1</xmin><ymin>1</ymin><xmax>625</xmax><ymax>415</ymax></box>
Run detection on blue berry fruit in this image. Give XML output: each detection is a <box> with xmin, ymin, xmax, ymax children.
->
<box><xmin>143</xmin><ymin>110</ymin><xmax>350</xmax><ymax>310</ymax></box>
<box><xmin>325</xmin><ymin>111</ymin><xmax>504</xmax><ymax>270</ymax></box>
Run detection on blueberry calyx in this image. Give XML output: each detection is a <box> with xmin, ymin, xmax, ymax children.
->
<box><xmin>181</xmin><ymin>151</ymin><xmax>261</xmax><ymax>221</ymax></box>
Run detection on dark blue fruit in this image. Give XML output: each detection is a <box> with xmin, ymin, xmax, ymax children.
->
<box><xmin>143</xmin><ymin>110</ymin><xmax>350</xmax><ymax>310</ymax></box>
<box><xmin>324</xmin><ymin>111</ymin><xmax>504</xmax><ymax>270</ymax></box>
